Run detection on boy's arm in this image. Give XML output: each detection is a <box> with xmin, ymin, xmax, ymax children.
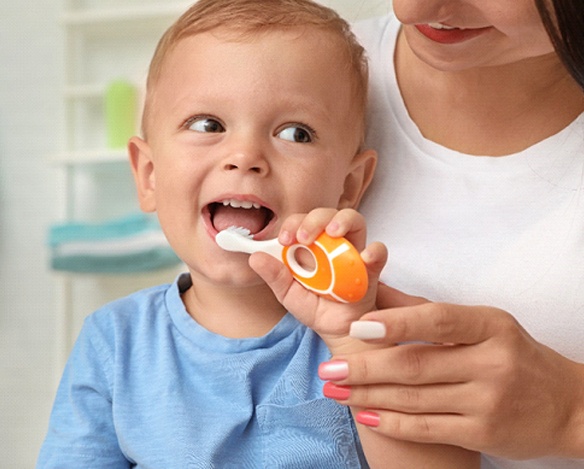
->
<box><xmin>37</xmin><ymin>319</ymin><xmax>129</xmax><ymax>468</ymax></box>
<box><xmin>250</xmin><ymin>208</ymin><xmax>480</xmax><ymax>469</ymax></box>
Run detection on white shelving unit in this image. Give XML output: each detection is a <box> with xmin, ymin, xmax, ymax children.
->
<box><xmin>53</xmin><ymin>0</ymin><xmax>192</xmax><ymax>377</ymax></box>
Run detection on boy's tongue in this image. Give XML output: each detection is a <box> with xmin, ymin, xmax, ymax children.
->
<box><xmin>213</xmin><ymin>205</ymin><xmax>267</xmax><ymax>234</ymax></box>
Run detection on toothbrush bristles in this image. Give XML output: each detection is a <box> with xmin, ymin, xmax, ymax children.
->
<box><xmin>225</xmin><ymin>226</ymin><xmax>253</xmax><ymax>238</ymax></box>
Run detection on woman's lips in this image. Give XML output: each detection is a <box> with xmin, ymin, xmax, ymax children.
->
<box><xmin>414</xmin><ymin>23</ymin><xmax>491</xmax><ymax>44</ymax></box>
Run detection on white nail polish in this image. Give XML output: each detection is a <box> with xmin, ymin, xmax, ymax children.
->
<box><xmin>350</xmin><ymin>321</ymin><xmax>386</xmax><ymax>340</ymax></box>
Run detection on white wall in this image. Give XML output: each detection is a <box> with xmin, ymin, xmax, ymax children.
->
<box><xmin>0</xmin><ymin>1</ymin><xmax>63</xmax><ymax>468</ymax></box>
<box><xmin>0</xmin><ymin>1</ymin><xmax>391</xmax><ymax>467</ymax></box>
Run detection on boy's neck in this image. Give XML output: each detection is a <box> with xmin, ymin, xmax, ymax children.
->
<box><xmin>181</xmin><ymin>277</ymin><xmax>287</xmax><ymax>339</ymax></box>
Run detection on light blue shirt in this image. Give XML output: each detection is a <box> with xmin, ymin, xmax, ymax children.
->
<box><xmin>37</xmin><ymin>274</ymin><xmax>367</xmax><ymax>468</ymax></box>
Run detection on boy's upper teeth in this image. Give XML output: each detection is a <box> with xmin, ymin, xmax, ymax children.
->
<box><xmin>222</xmin><ymin>199</ymin><xmax>261</xmax><ymax>209</ymax></box>
<box><xmin>428</xmin><ymin>22</ymin><xmax>459</xmax><ymax>30</ymax></box>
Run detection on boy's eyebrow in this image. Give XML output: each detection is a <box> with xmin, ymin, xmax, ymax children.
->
<box><xmin>164</xmin><ymin>91</ymin><xmax>337</xmax><ymax>126</ymax></box>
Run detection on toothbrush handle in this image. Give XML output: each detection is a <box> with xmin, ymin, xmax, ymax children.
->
<box><xmin>282</xmin><ymin>233</ymin><xmax>368</xmax><ymax>303</ymax></box>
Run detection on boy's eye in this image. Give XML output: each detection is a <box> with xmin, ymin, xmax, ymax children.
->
<box><xmin>277</xmin><ymin>125</ymin><xmax>314</xmax><ymax>143</ymax></box>
<box><xmin>187</xmin><ymin>116</ymin><xmax>225</xmax><ymax>133</ymax></box>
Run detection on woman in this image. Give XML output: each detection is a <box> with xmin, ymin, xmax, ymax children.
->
<box><xmin>318</xmin><ymin>0</ymin><xmax>584</xmax><ymax>467</ymax></box>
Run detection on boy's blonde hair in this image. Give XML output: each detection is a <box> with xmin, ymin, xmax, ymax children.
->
<box><xmin>142</xmin><ymin>0</ymin><xmax>368</xmax><ymax>144</ymax></box>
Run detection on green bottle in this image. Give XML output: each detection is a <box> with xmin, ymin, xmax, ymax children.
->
<box><xmin>105</xmin><ymin>79</ymin><xmax>137</xmax><ymax>149</ymax></box>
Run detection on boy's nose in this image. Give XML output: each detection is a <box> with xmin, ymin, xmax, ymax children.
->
<box><xmin>222</xmin><ymin>149</ymin><xmax>269</xmax><ymax>175</ymax></box>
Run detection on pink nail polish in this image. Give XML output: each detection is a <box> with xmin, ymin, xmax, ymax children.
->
<box><xmin>356</xmin><ymin>411</ymin><xmax>380</xmax><ymax>427</ymax></box>
<box><xmin>323</xmin><ymin>382</ymin><xmax>351</xmax><ymax>400</ymax></box>
<box><xmin>318</xmin><ymin>360</ymin><xmax>349</xmax><ymax>381</ymax></box>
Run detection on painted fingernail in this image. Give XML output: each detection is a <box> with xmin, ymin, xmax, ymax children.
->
<box><xmin>318</xmin><ymin>360</ymin><xmax>349</xmax><ymax>381</ymax></box>
<box><xmin>356</xmin><ymin>411</ymin><xmax>380</xmax><ymax>427</ymax></box>
<box><xmin>350</xmin><ymin>321</ymin><xmax>386</xmax><ymax>340</ymax></box>
<box><xmin>323</xmin><ymin>382</ymin><xmax>351</xmax><ymax>400</ymax></box>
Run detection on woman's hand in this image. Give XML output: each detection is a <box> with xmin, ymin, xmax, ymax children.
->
<box><xmin>253</xmin><ymin>211</ymin><xmax>480</xmax><ymax>468</ymax></box>
<box><xmin>318</xmin><ymin>285</ymin><xmax>584</xmax><ymax>459</ymax></box>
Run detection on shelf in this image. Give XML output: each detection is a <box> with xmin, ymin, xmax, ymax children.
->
<box><xmin>53</xmin><ymin>0</ymin><xmax>188</xmax><ymax>378</ymax></box>
<box><xmin>64</xmin><ymin>83</ymin><xmax>103</xmax><ymax>100</ymax></box>
<box><xmin>64</xmin><ymin>82</ymin><xmax>143</xmax><ymax>100</ymax></box>
<box><xmin>51</xmin><ymin>149</ymin><xmax>128</xmax><ymax>165</ymax></box>
<box><xmin>61</xmin><ymin>3</ymin><xmax>192</xmax><ymax>26</ymax></box>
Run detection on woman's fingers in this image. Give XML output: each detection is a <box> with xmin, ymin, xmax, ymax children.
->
<box><xmin>354</xmin><ymin>409</ymin><xmax>480</xmax><ymax>449</ymax></box>
<box><xmin>320</xmin><ymin>342</ymin><xmax>473</xmax><ymax>386</ymax></box>
<box><xmin>323</xmin><ymin>301</ymin><xmax>584</xmax><ymax>458</ymax></box>
<box><xmin>324</xmin><ymin>381</ymin><xmax>476</xmax><ymax>415</ymax></box>
<box><xmin>376</xmin><ymin>282</ymin><xmax>428</xmax><ymax>309</ymax></box>
<box><xmin>355</xmin><ymin>302</ymin><xmax>514</xmax><ymax>346</ymax></box>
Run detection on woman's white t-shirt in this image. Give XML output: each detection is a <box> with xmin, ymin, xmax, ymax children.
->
<box><xmin>354</xmin><ymin>14</ymin><xmax>584</xmax><ymax>469</ymax></box>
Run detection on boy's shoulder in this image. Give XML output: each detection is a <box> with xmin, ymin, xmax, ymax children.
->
<box><xmin>83</xmin><ymin>275</ymin><xmax>185</xmax><ymax>340</ymax></box>
<box><xmin>70</xmin><ymin>276</ymin><xmax>189</xmax><ymax>369</ymax></box>
<box><xmin>93</xmin><ymin>281</ymin><xmax>171</xmax><ymax>319</ymax></box>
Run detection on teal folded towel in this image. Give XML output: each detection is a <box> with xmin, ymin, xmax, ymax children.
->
<box><xmin>49</xmin><ymin>213</ymin><xmax>181</xmax><ymax>274</ymax></box>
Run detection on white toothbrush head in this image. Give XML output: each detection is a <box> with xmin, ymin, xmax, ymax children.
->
<box><xmin>215</xmin><ymin>226</ymin><xmax>283</xmax><ymax>257</ymax></box>
<box><xmin>222</xmin><ymin>225</ymin><xmax>253</xmax><ymax>238</ymax></box>
<box><xmin>215</xmin><ymin>226</ymin><xmax>253</xmax><ymax>252</ymax></box>
<box><xmin>226</xmin><ymin>226</ymin><xmax>253</xmax><ymax>237</ymax></box>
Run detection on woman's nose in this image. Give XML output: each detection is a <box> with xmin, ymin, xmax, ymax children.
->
<box><xmin>392</xmin><ymin>0</ymin><xmax>458</xmax><ymax>25</ymax></box>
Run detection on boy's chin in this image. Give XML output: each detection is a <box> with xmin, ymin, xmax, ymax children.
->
<box><xmin>190</xmin><ymin>264</ymin><xmax>267</xmax><ymax>289</ymax></box>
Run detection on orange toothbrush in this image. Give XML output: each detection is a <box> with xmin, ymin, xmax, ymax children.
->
<box><xmin>215</xmin><ymin>226</ymin><xmax>368</xmax><ymax>303</ymax></box>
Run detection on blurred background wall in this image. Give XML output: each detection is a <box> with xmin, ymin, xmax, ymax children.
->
<box><xmin>1</xmin><ymin>1</ymin><xmax>63</xmax><ymax>467</ymax></box>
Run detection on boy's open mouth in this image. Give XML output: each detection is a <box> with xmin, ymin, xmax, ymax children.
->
<box><xmin>209</xmin><ymin>199</ymin><xmax>275</xmax><ymax>235</ymax></box>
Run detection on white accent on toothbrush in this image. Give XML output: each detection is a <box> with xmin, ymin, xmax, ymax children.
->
<box><xmin>215</xmin><ymin>226</ymin><xmax>284</xmax><ymax>259</ymax></box>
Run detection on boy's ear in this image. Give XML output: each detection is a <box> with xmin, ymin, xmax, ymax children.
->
<box><xmin>128</xmin><ymin>136</ymin><xmax>157</xmax><ymax>212</ymax></box>
<box><xmin>338</xmin><ymin>148</ymin><xmax>377</xmax><ymax>209</ymax></box>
